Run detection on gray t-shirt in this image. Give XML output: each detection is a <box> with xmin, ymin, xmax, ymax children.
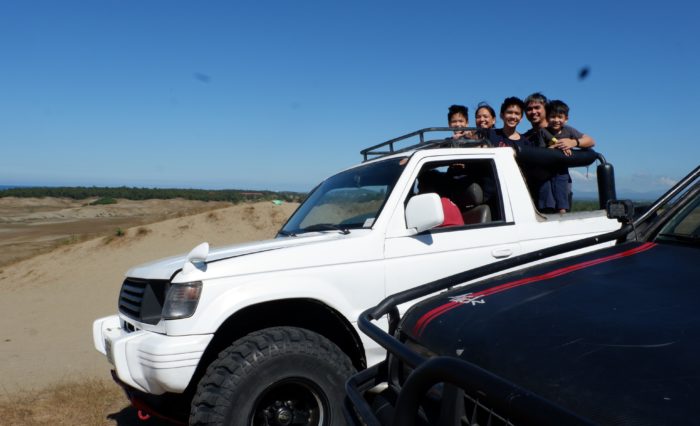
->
<box><xmin>550</xmin><ymin>125</ymin><xmax>584</xmax><ymax>143</ymax></box>
<box><xmin>524</xmin><ymin>125</ymin><xmax>584</xmax><ymax>147</ymax></box>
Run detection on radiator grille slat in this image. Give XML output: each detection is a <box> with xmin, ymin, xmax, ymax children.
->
<box><xmin>122</xmin><ymin>284</ymin><xmax>146</xmax><ymax>295</ymax></box>
<box><xmin>120</xmin><ymin>292</ymin><xmax>142</xmax><ymax>304</ymax></box>
<box><xmin>463</xmin><ymin>394</ymin><xmax>514</xmax><ymax>426</ymax></box>
<box><xmin>118</xmin><ymin>278</ymin><xmax>169</xmax><ymax>325</ymax></box>
<box><xmin>119</xmin><ymin>300</ymin><xmax>140</xmax><ymax>313</ymax></box>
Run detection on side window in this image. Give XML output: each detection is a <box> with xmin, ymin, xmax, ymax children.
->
<box><xmin>407</xmin><ymin>159</ymin><xmax>504</xmax><ymax>228</ymax></box>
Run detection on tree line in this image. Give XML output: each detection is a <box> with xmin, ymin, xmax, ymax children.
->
<box><xmin>0</xmin><ymin>186</ymin><xmax>306</xmax><ymax>203</ymax></box>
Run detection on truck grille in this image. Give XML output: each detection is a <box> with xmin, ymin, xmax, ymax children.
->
<box><xmin>118</xmin><ymin>278</ymin><xmax>169</xmax><ymax>325</ymax></box>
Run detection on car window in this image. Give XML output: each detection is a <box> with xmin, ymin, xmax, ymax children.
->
<box><xmin>281</xmin><ymin>157</ymin><xmax>407</xmax><ymax>234</ymax></box>
<box><xmin>407</xmin><ymin>159</ymin><xmax>504</xmax><ymax>228</ymax></box>
<box><xmin>655</xmin><ymin>193</ymin><xmax>700</xmax><ymax>246</ymax></box>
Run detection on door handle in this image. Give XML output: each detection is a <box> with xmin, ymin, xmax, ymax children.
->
<box><xmin>491</xmin><ymin>248</ymin><xmax>513</xmax><ymax>259</ymax></box>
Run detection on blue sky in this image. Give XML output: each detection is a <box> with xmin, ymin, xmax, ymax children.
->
<box><xmin>1</xmin><ymin>0</ymin><xmax>698</xmax><ymax>194</ymax></box>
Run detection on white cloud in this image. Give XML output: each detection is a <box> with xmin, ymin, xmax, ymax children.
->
<box><xmin>616</xmin><ymin>172</ymin><xmax>678</xmax><ymax>195</ymax></box>
<box><xmin>568</xmin><ymin>167</ymin><xmax>599</xmax><ymax>194</ymax></box>
<box><xmin>566</xmin><ymin>168</ymin><xmax>680</xmax><ymax>199</ymax></box>
<box><xmin>570</xmin><ymin>168</ymin><xmax>597</xmax><ymax>183</ymax></box>
<box><xmin>658</xmin><ymin>176</ymin><xmax>678</xmax><ymax>187</ymax></box>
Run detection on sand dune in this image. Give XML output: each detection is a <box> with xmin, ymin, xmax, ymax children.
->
<box><xmin>0</xmin><ymin>197</ymin><xmax>234</xmax><ymax>267</ymax></box>
<box><xmin>0</xmin><ymin>201</ymin><xmax>298</xmax><ymax>392</ymax></box>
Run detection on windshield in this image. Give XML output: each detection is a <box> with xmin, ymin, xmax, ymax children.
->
<box><xmin>655</xmin><ymin>190</ymin><xmax>700</xmax><ymax>247</ymax></box>
<box><xmin>280</xmin><ymin>157</ymin><xmax>407</xmax><ymax>235</ymax></box>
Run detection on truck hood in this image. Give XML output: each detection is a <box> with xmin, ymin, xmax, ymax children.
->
<box><xmin>125</xmin><ymin>232</ymin><xmax>353</xmax><ymax>280</ymax></box>
<box><xmin>401</xmin><ymin>241</ymin><xmax>699</xmax><ymax>424</ymax></box>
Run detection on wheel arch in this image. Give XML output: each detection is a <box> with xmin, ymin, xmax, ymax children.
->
<box><xmin>186</xmin><ymin>298</ymin><xmax>366</xmax><ymax>392</ymax></box>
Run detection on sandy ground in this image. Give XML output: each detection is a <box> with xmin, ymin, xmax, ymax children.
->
<box><xmin>0</xmin><ymin>198</ymin><xmax>298</xmax><ymax>393</ymax></box>
<box><xmin>0</xmin><ymin>197</ymin><xmax>233</xmax><ymax>267</ymax></box>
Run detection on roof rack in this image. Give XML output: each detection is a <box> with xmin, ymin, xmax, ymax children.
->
<box><xmin>360</xmin><ymin>127</ymin><xmax>490</xmax><ymax>162</ymax></box>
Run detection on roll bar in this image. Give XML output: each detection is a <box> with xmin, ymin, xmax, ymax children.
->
<box><xmin>360</xmin><ymin>127</ymin><xmax>488</xmax><ymax>161</ymax></box>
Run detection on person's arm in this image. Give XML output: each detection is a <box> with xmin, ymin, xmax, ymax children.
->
<box><xmin>578</xmin><ymin>134</ymin><xmax>595</xmax><ymax>147</ymax></box>
<box><xmin>553</xmin><ymin>134</ymin><xmax>594</xmax><ymax>149</ymax></box>
<box><xmin>552</xmin><ymin>126</ymin><xmax>595</xmax><ymax>150</ymax></box>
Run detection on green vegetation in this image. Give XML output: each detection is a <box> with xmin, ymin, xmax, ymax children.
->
<box><xmin>572</xmin><ymin>199</ymin><xmax>600</xmax><ymax>212</ymax></box>
<box><xmin>0</xmin><ymin>186</ymin><xmax>306</xmax><ymax>203</ymax></box>
<box><xmin>89</xmin><ymin>197</ymin><xmax>117</xmax><ymax>205</ymax></box>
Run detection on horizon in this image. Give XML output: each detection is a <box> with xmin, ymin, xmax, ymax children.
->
<box><xmin>0</xmin><ymin>183</ymin><xmax>665</xmax><ymax>202</ymax></box>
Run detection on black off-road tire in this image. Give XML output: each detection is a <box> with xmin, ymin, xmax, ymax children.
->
<box><xmin>189</xmin><ymin>327</ymin><xmax>355</xmax><ymax>426</ymax></box>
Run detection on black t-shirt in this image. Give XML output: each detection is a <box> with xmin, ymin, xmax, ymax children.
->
<box><xmin>488</xmin><ymin>128</ymin><xmax>532</xmax><ymax>149</ymax></box>
<box><xmin>522</xmin><ymin>127</ymin><xmax>549</xmax><ymax>147</ymax></box>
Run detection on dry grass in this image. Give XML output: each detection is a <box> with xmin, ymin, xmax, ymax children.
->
<box><xmin>102</xmin><ymin>227</ymin><xmax>154</xmax><ymax>245</ymax></box>
<box><xmin>0</xmin><ymin>378</ymin><xmax>175</xmax><ymax>426</ymax></box>
<box><xmin>242</xmin><ymin>205</ymin><xmax>266</xmax><ymax>230</ymax></box>
<box><xmin>135</xmin><ymin>227</ymin><xmax>152</xmax><ymax>237</ymax></box>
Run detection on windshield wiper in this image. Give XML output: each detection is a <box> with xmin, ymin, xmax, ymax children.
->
<box><xmin>278</xmin><ymin>230</ymin><xmax>297</xmax><ymax>237</ymax></box>
<box><xmin>299</xmin><ymin>223</ymin><xmax>350</xmax><ymax>235</ymax></box>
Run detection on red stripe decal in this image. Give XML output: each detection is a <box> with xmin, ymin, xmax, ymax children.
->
<box><xmin>413</xmin><ymin>242</ymin><xmax>657</xmax><ymax>336</ymax></box>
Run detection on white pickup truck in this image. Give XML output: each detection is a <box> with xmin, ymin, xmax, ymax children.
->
<box><xmin>93</xmin><ymin>129</ymin><xmax>621</xmax><ymax>426</ymax></box>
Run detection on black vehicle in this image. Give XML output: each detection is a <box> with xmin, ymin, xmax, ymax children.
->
<box><xmin>345</xmin><ymin>165</ymin><xmax>700</xmax><ymax>426</ymax></box>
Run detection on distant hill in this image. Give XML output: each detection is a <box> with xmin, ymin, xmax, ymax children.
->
<box><xmin>0</xmin><ymin>186</ymin><xmax>306</xmax><ymax>203</ymax></box>
<box><xmin>575</xmin><ymin>189</ymin><xmax>663</xmax><ymax>202</ymax></box>
<box><xmin>616</xmin><ymin>190</ymin><xmax>665</xmax><ymax>202</ymax></box>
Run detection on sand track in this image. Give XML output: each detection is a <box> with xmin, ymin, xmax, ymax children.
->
<box><xmin>0</xmin><ymin>199</ymin><xmax>297</xmax><ymax>392</ymax></box>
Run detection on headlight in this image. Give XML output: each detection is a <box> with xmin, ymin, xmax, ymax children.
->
<box><xmin>162</xmin><ymin>281</ymin><xmax>202</xmax><ymax>319</ymax></box>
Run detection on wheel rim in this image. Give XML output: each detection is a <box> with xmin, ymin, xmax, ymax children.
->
<box><xmin>249</xmin><ymin>378</ymin><xmax>329</xmax><ymax>426</ymax></box>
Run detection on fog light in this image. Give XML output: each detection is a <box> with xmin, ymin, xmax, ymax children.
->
<box><xmin>163</xmin><ymin>281</ymin><xmax>202</xmax><ymax>319</ymax></box>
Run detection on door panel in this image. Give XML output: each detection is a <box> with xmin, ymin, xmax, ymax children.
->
<box><xmin>384</xmin><ymin>223</ymin><xmax>521</xmax><ymax>300</ymax></box>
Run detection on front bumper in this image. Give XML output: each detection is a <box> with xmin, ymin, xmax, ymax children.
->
<box><xmin>93</xmin><ymin>315</ymin><xmax>213</xmax><ymax>394</ymax></box>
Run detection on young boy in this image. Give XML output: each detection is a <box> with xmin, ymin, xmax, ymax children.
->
<box><xmin>447</xmin><ymin>104</ymin><xmax>469</xmax><ymax>139</ymax></box>
<box><xmin>543</xmin><ymin>100</ymin><xmax>596</xmax><ymax>213</ymax></box>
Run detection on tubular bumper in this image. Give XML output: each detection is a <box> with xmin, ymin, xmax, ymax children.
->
<box><xmin>344</xmin><ymin>362</ymin><xmax>387</xmax><ymax>426</ymax></box>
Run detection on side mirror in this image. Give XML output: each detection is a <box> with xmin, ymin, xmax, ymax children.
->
<box><xmin>405</xmin><ymin>193</ymin><xmax>444</xmax><ymax>234</ymax></box>
<box><xmin>606</xmin><ymin>199</ymin><xmax>634</xmax><ymax>224</ymax></box>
